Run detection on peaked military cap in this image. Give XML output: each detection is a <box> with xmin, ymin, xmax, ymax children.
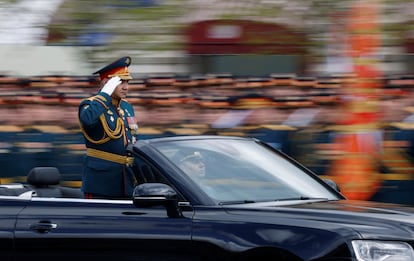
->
<box><xmin>180</xmin><ymin>151</ymin><xmax>203</xmax><ymax>163</ymax></box>
<box><xmin>94</xmin><ymin>56</ymin><xmax>133</xmax><ymax>80</ymax></box>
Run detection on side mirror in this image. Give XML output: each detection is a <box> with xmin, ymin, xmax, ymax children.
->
<box><xmin>133</xmin><ymin>183</ymin><xmax>182</xmax><ymax>218</ymax></box>
<box><xmin>323</xmin><ymin>179</ymin><xmax>341</xmax><ymax>192</ymax></box>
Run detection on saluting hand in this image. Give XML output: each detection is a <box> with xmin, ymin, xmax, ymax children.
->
<box><xmin>101</xmin><ymin>76</ymin><xmax>122</xmax><ymax>96</ymax></box>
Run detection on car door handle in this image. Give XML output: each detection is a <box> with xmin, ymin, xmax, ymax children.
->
<box><xmin>30</xmin><ymin>221</ymin><xmax>58</xmax><ymax>233</ymax></box>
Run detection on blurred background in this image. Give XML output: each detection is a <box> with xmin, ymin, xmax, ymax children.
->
<box><xmin>1</xmin><ymin>0</ymin><xmax>414</xmax><ymax>205</ymax></box>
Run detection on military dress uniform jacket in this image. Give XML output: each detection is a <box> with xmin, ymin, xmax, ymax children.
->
<box><xmin>78</xmin><ymin>92</ymin><xmax>138</xmax><ymax>198</ymax></box>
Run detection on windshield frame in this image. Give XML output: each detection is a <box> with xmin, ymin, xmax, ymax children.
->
<box><xmin>150</xmin><ymin>136</ymin><xmax>343</xmax><ymax>205</ymax></box>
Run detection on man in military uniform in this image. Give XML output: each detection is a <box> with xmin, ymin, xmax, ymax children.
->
<box><xmin>78</xmin><ymin>56</ymin><xmax>139</xmax><ymax>199</ymax></box>
<box><xmin>177</xmin><ymin>151</ymin><xmax>206</xmax><ymax>180</ymax></box>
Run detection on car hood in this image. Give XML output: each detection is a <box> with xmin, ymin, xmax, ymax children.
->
<box><xmin>224</xmin><ymin>199</ymin><xmax>414</xmax><ymax>240</ymax></box>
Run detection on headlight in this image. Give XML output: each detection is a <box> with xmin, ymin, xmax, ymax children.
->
<box><xmin>352</xmin><ymin>240</ymin><xmax>414</xmax><ymax>261</ymax></box>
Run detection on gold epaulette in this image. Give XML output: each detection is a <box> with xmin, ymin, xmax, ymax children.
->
<box><xmin>85</xmin><ymin>95</ymin><xmax>108</xmax><ymax>109</ymax></box>
<box><xmin>89</xmin><ymin>95</ymin><xmax>107</xmax><ymax>102</ymax></box>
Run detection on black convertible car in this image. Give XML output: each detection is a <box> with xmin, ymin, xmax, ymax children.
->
<box><xmin>1</xmin><ymin>135</ymin><xmax>414</xmax><ymax>261</ymax></box>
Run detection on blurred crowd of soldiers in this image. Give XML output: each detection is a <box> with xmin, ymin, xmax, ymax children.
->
<box><xmin>1</xmin><ymin>72</ymin><xmax>414</xmax><ymax>190</ymax></box>
<box><xmin>0</xmin><ymin>73</ymin><xmax>412</xmax><ymax>129</ymax></box>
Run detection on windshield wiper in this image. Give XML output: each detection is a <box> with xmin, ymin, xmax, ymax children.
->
<box><xmin>218</xmin><ymin>197</ymin><xmax>329</xmax><ymax>205</ymax></box>
<box><xmin>218</xmin><ymin>200</ymin><xmax>256</xmax><ymax>205</ymax></box>
<box><xmin>276</xmin><ymin>196</ymin><xmax>329</xmax><ymax>201</ymax></box>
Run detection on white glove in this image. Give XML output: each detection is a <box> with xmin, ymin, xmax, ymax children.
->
<box><xmin>101</xmin><ymin>76</ymin><xmax>121</xmax><ymax>96</ymax></box>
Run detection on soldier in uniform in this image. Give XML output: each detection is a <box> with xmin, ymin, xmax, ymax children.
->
<box><xmin>177</xmin><ymin>151</ymin><xmax>206</xmax><ymax>180</ymax></box>
<box><xmin>78</xmin><ymin>56</ymin><xmax>139</xmax><ymax>199</ymax></box>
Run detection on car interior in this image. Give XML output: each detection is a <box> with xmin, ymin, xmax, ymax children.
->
<box><xmin>0</xmin><ymin>166</ymin><xmax>84</xmax><ymax>198</ymax></box>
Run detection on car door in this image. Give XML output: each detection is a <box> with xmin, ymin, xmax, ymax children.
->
<box><xmin>0</xmin><ymin>197</ymin><xmax>28</xmax><ymax>261</ymax></box>
<box><xmin>13</xmin><ymin>198</ymin><xmax>196</xmax><ymax>261</ymax></box>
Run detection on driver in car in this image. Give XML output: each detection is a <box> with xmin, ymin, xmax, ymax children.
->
<box><xmin>178</xmin><ymin>151</ymin><xmax>206</xmax><ymax>179</ymax></box>
<box><xmin>177</xmin><ymin>151</ymin><xmax>221</xmax><ymax>199</ymax></box>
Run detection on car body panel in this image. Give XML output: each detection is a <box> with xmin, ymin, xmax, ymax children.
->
<box><xmin>1</xmin><ymin>135</ymin><xmax>414</xmax><ymax>260</ymax></box>
<box><xmin>14</xmin><ymin>199</ymin><xmax>194</xmax><ymax>261</ymax></box>
<box><xmin>189</xmin><ymin>200</ymin><xmax>414</xmax><ymax>260</ymax></box>
<box><xmin>0</xmin><ymin>198</ymin><xmax>29</xmax><ymax>261</ymax></box>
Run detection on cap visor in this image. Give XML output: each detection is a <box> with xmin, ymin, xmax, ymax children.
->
<box><xmin>119</xmin><ymin>75</ymin><xmax>133</xmax><ymax>80</ymax></box>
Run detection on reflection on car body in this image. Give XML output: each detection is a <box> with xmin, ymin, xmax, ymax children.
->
<box><xmin>1</xmin><ymin>135</ymin><xmax>414</xmax><ymax>261</ymax></box>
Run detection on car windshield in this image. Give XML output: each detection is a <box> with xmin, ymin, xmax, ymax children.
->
<box><xmin>153</xmin><ymin>138</ymin><xmax>340</xmax><ymax>204</ymax></box>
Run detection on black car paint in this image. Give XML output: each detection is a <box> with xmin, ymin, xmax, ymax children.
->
<box><xmin>12</xmin><ymin>196</ymin><xmax>414</xmax><ymax>261</ymax></box>
<box><xmin>14</xmin><ymin>199</ymin><xmax>194</xmax><ymax>260</ymax></box>
<box><xmin>1</xmin><ymin>135</ymin><xmax>414</xmax><ymax>261</ymax></box>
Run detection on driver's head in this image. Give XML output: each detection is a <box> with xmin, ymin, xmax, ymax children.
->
<box><xmin>178</xmin><ymin>151</ymin><xmax>205</xmax><ymax>178</ymax></box>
